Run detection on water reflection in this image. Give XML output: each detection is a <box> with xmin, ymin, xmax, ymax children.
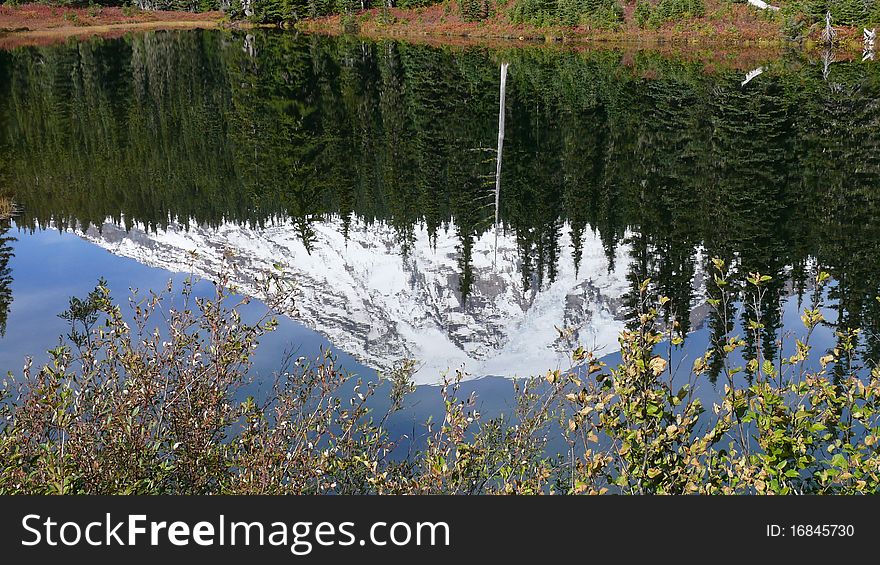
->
<box><xmin>74</xmin><ymin>218</ymin><xmax>631</xmax><ymax>383</ymax></box>
<box><xmin>0</xmin><ymin>222</ymin><xmax>13</xmax><ymax>337</ymax></box>
<box><xmin>1</xmin><ymin>30</ymin><xmax>879</xmax><ymax>386</ymax></box>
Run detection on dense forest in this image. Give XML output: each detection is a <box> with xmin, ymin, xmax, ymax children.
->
<box><xmin>1</xmin><ymin>30</ymin><xmax>880</xmax><ymax>377</ymax></box>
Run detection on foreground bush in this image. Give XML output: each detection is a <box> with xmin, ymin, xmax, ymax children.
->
<box><xmin>1</xmin><ymin>260</ymin><xmax>879</xmax><ymax>494</ymax></box>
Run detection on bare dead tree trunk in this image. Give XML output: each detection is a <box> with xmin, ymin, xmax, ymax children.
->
<box><xmin>741</xmin><ymin>66</ymin><xmax>764</xmax><ymax>87</ymax></box>
<box><xmin>822</xmin><ymin>11</ymin><xmax>836</xmax><ymax>46</ymax></box>
<box><xmin>865</xmin><ymin>28</ymin><xmax>876</xmax><ymax>62</ymax></box>
<box><xmin>822</xmin><ymin>48</ymin><xmax>834</xmax><ymax>81</ymax></box>
<box><xmin>243</xmin><ymin>33</ymin><xmax>257</xmax><ymax>59</ymax></box>
<box><xmin>494</xmin><ymin>62</ymin><xmax>508</xmax><ymax>267</ymax></box>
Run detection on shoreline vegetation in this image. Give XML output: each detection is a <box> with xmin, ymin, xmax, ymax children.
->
<box><xmin>0</xmin><ymin>4</ymin><xmax>225</xmax><ymax>47</ymax></box>
<box><xmin>293</xmin><ymin>1</ymin><xmax>869</xmax><ymax>52</ymax></box>
<box><xmin>2</xmin><ymin>264</ymin><xmax>880</xmax><ymax>494</ymax></box>
<box><xmin>0</xmin><ymin>198</ymin><xmax>15</xmax><ymax>223</ymax></box>
<box><xmin>0</xmin><ymin>1</ymin><xmax>876</xmax><ymax>52</ymax></box>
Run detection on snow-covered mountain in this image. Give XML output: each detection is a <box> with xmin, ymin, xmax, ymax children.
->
<box><xmin>76</xmin><ymin>218</ymin><xmax>635</xmax><ymax>384</ymax></box>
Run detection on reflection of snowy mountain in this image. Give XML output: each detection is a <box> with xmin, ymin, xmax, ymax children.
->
<box><xmin>76</xmin><ymin>219</ymin><xmax>633</xmax><ymax>384</ymax></box>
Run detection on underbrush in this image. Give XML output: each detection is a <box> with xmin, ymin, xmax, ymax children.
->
<box><xmin>2</xmin><ymin>260</ymin><xmax>879</xmax><ymax>494</ymax></box>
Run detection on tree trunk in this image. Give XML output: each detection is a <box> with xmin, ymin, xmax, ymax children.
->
<box><xmin>494</xmin><ymin>62</ymin><xmax>508</xmax><ymax>266</ymax></box>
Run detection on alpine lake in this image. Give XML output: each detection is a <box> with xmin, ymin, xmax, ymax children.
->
<box><xmin>1</xmin><ymin>29</ymin><xmax>879</xmax><ymax>438</ymax></box>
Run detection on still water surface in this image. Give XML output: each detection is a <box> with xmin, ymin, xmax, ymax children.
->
<box><xmin>0</xmin><ymin>30</ymin><xmax>877</xmax><ymax>422</ymax></box>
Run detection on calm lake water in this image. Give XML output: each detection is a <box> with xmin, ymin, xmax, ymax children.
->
<box><xmin>0</xmin><ymin>30</ymin><xmax>878</xmax><ymax>425</ymax></box>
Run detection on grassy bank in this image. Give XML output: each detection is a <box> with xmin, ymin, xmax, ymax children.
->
<box><xmin>0</xmin><ymin>1</ymin><xmax>874</xmax><ymax>51</ymax></box>
<box><xmin>299</xmin><ymin>1</ymin><xmax>781</xmax><ymax>44</ymax></box>
<box><xmin>0</xmin><ymin>4</ymin><xmax>225</xmax><ymax>47</ymax></box>
<box><xmin>292</xmin><ymin>0</ymin><xmax>874</xmax><ymax>51</ymax></box>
